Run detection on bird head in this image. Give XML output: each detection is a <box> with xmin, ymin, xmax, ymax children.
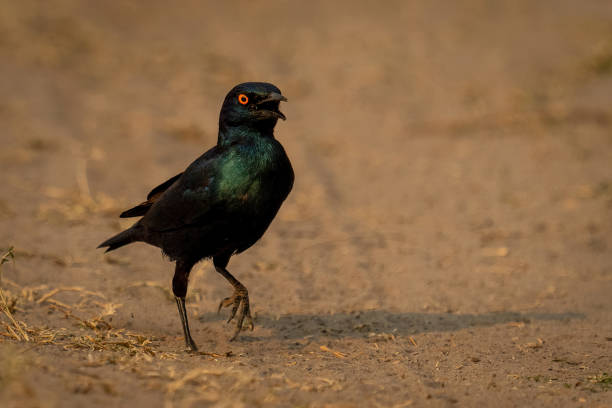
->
<box><xmin>219</xmin><ymin>82</ymin><xmax>287</xmax><ymax>133</ymax></box>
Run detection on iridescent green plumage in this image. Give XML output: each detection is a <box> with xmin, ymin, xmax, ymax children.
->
<box><xmin>98</xmin><ymin>82</ymin><xmax>293</xmax><ymax>350</ymax></box>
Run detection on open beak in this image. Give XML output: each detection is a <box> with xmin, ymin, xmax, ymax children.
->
<box><xmin>260</xmin><ymin>93</ymin><xmax>288</xmax><ymax>104</ymax></box>
<box><xmin>270</xmin><ymin>109</ymin><xmax>286</xmax><ymax>121</ymax></box>
<box><xmin>257</xmin><ymin>92</ymin><xmax>287</xmax><ymax>120</ymax></box>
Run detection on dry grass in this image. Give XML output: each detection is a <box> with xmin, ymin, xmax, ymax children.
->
<box><xmin>0</xmin><ymin>246</ymin><xmax>168</xmax><ymax>358</ymax></box>
<box><xmin>37</xmin><ymin>187</ymin><xmax>122</xmax><ymax>224</ymax></box>
<box><xmin>0</xmin><ymin>247</ymin><xmax>27</xmax><ymax>341</ymax></box>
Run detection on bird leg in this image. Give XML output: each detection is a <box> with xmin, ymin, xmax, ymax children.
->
<box><xmin>172</xmin><ymin>261</ymin><xmax>198</xmax><ymax>351</ymax></box>
<box><xmin>175</xmin><ymin>296</ymin><xmax>198</xmax><ymax>351</ymax></box>
<box><xmin>214</xmin><ymin>264</ymin><xmax>254</xmax><ymax>341</ymax></box>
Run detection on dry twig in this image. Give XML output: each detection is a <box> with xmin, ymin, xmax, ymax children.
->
<box><xmin>0</xmin><ymin>247</ymin><xmax>29</xmax><ymax>341</ymax></box>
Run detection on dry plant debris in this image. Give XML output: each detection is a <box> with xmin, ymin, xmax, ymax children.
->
<box><xmin>0</xmin><ymin>247</ymin><xmax>165</xmax><ymax>358</ymax></box>
<box><xmin>319</xmin><ymin>345</ymin><xmax>347</xmax><ymax>358</ymax></box>
<box><xmin>163</xmin><ymin>366</ymin><xmax>256</xmax><ymax>408</ymax></box>
<box><xmin>37</xmin><ymin>185</ymin><xmax>122</xmax><ymax>224</ymax></box>
<box><xmin>0</xmin><ymin>247</ymin><xmax>28</xmax><ymax>341</ymax></box>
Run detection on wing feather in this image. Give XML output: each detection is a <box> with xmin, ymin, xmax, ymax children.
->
<box><xmin>139</xmin><ymin>146</ymin><xmax>223</xmax><ymax>232</ymax></box>
<box><xmin>119</xmin><ymin>172</ymin><xmax>184</xmax><ymax>218</ymax></box>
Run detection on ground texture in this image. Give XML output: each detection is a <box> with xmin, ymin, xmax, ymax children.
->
<box><xmin>0</xmin><ymin>1</ymin><xmax>611</xmax><ymax>407</ymax></box>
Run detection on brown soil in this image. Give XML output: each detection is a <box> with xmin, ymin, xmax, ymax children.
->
<box><xmin>1</xmin><ymin>1</ymin><xmax>611</xmax><ymax>407</ymax></box>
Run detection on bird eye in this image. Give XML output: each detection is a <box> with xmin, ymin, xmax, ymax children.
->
<box><xmin>238</xmin><ymin>94</ymin><xmax>249</xmax><ymax>105</ymax></box>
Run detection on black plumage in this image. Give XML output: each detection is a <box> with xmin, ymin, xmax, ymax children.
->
<box><xmin>98</xmin><ymin>82</ymin><xmax>294</xmax><ymax>351</ymax></box>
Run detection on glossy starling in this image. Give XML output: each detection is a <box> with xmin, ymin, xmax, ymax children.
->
<box><xmin>98</xmin><ymin>82</ymin><xmax>294</xmax><ymax>351</ymax></box>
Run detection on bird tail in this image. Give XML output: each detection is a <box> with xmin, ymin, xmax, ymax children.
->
<box><xmin>97</xmin><ymin>226</ymin><xmax>140</xmax><ymax>253</ymax></box>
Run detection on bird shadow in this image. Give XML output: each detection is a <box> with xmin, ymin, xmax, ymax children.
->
<box><xmin>199</xmin><ymin>309</ymin><xmax>585</xmax><ymax>341</ymax></box>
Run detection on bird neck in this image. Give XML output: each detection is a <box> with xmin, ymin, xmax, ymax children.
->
<box><xmin>217</xmin><ymin>124</ymin><xmax>275</xmax><ymax>147</ymax></box>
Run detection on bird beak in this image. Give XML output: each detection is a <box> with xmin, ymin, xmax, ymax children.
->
<box><xmin>259</xmin><ymin>93</ymin><xmax>288</xmax><ymax>104</ymax></box>
<box><xmin>271</xmin><ymin>110</ymin><xmax>287</xmax><ymax>121</ymax></box>
<box><xmin>257</xmin><ymin>92</ymin><xmax>287</xmax><ymax>120</ymax></box>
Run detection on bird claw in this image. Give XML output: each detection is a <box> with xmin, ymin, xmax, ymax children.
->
<box><xmin>217</xmin><ymin>287</ymin><xmax>254</xmax><ymax>340</ymax></box>
<box><xmin>186</xmin><ymin>338</ymin><xmax>199</xmax><ymax>352</ymax></box>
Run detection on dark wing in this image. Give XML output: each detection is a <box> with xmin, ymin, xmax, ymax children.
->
<box><xmin>139</xmin><ymin>146</ymin><xmax>227</xmax><ymax>232</ymax></box>
<box><xmin>119</xmin><ymin>172</ymin><xmax>184</xmax><ymax>218</ymax></box>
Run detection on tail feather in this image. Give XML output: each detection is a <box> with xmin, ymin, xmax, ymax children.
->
<box><xmin>97</xmin><ymin>227</ymin><xmax>139</xmax><ymax>253</ymax></box>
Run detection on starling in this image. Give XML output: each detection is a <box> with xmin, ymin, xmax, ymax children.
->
<box><xmin>98</xmin><ymin>82</ymin><xmax>294</xmax><ymax>351</ymax></box>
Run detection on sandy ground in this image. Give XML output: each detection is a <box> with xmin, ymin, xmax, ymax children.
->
<box><xmin>1</xmin><ymin>1</ymin><xmax>611</xmax><ymax>407</ymax></box>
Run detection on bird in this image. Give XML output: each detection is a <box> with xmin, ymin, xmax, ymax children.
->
<box><xmin>98</xmin><ymin>82</ymin><xmax>294</xmax><ymax>351</ymax></box>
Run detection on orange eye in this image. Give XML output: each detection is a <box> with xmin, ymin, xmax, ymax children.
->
<box><xmin>238</xmin><ymin>94</ymin><xmax>248</xmax><ymax>105</ymax></box>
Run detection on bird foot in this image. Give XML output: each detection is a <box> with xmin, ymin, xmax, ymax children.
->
<box><xmin>217</xmin><ymin>285</ymin><xmax>254</xmax><ymax>340</ymax></box>
<box><xmin>175</xmin><ymin>296</ymin><xmax>199</xmax><ymax>353</ymax></box>
<box><xmin>185</xmin><ymin>336</ymin><xmax>199</xmax><ymax>352</ymax></box>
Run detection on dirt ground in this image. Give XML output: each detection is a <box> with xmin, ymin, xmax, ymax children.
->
<box><xmin>1</xmin><ymin>1</ymin><xmax>611</xmax><ymax>407</ymax></box>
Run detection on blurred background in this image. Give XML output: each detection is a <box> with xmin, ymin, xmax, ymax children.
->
<box><xmin>0</xmin><ymin>1</ymin><xmax>611</xmax><ymax>407</ymax></box>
